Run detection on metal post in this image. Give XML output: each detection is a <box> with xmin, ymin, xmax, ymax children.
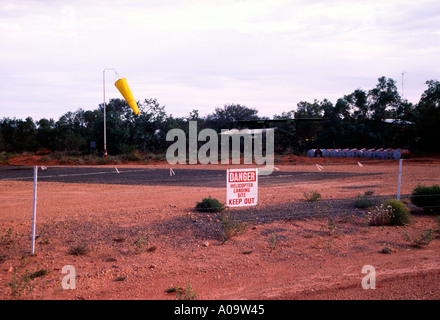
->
<box><xmin>397</xmin><ymin>159</ymin><xmax>403</xmax><ymax>201</ymax></box>
<box><xmin>31</xmin><ymin>166</ymin><xmax>38</xmax><ymax>256</ymax></box>
<box><xmin>103</xmin><ymin>68</ymin><xmax>118</xmax><ymax>158</ymax></box>
<box><xmin>103</xmin><ymin>70</ymin><xmax>107</xmax><ymax>157</ymax></box>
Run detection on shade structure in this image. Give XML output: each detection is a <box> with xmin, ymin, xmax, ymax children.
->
<box><xmin>114</xmin><ymin>78</ymin><xmax>140</xmax><ymax>115</ymax></box>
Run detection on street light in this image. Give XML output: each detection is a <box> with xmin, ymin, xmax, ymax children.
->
<box><xmin>103</xmin><ymin>68</ymin><xmax>140</xmax><ymax>157</ymax></box>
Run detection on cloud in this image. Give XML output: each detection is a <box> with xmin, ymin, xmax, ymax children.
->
<box><xmin>0</xmin><ymin>0</ymin><xmax>439</xmax><ymax>120</ymax></box>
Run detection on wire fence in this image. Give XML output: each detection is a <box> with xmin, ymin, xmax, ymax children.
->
<box><xmin>1</xmin><ymin>162</ymin><xmax>439</xmax><ymax>224</ymax></box>
<box><xmin>1</xmin><ymin>161</ymin><xmax>439</xmax><ymax>258</ymax></box>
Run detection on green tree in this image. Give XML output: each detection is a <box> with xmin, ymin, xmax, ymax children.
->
<box><xmin>414</xmin><ymin>80</ymin><xmax>440</xmax><ymax>152</ymax></box>
<box><xmin>205</xmin><ymin>104</ymin><xmax>259</xmax><ymax>132</ymax></box>
<box><xmin>368</xmin><ymin>76</ymin><xmax>401</xmax><ymax>122</ymax></box>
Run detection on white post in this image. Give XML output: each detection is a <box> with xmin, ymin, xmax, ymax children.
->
<box><xmin>103</xmin><ymin>69</ymin><xmax>107</xmax><ymax>157</ymax></box>
<box><xmin>31</xmin><ymin>166</ymin><xmax>38</xmax><ymax>256</ymax></box>
<box><xmin>103</xmin><ymin>68</ymin><xmax>118</xmax><ymax>158</ymax></box>
<box><xmin>397</xmin><ymin>159</ymin><xmax>403</xmax><ymax>201</ymax></box>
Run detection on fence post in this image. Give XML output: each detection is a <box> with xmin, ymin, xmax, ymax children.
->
<box><xmin>397</xmin><ymin>159</ymin><xmax>403</xmax><ymax>201</ymax></box>
<box><xmin>31</xmin><ymin>166</ymin><xmax>38</xmax><ymax>256</ymax></box>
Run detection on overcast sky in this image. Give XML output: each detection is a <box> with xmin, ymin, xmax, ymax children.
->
<box><xmin>1</xmin><ymin>0</ymin><xmax>439</xmax><ymax>121</ymax></box>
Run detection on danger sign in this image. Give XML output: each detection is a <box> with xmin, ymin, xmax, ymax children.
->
<box><xmin>227</xmin><ymin>168</ymin><xmax>258</xmax><ymax>207</ymax></box>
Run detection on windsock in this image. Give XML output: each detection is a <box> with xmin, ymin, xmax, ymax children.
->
<box><xmin>114</xmin><ymin>78</ymin><xmax>140</xmax><ymax>115</ymax></box>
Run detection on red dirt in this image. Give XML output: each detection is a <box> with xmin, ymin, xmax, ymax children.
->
<box><xmin>0</xmin><ymin>156</ymin><xmax>439</xmax><ymax>300</ymax></box>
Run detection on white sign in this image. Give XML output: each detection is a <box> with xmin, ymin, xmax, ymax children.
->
<box><xmin>227</xmin><ymin>168</ymin><xmax>258</xmax><ymax>207</ymax></box>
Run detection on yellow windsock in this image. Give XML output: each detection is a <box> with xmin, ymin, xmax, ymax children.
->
<box><xmin>114</xmin><ymin>78</ymin><xmax>140</xmax><ymax>115</ymax></box>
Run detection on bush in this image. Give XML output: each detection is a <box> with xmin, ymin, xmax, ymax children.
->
<box><xmin>195</xmin><ymin>196</ymin><xmax>225</xmax><ymax>213</ymax></box>
<box><xmin>218</xmin><ymin>213</ymin><xmax>247</xmax><ymax>243</ymax></box>
<box><xmin>402</xmin><ymin>229</ymin><xmax>433</xmax><ymax>247</ymax></box>
<box><xmin>410</xmin><ymin>184</ymin><xmax>440</xmax><ymax>213</ymax></box>
<box><xmin>368</xmin><ymin>204</ymin><xmax>392</xmax><ymax>226</ymax></box>
<box><xmin>303</xmin><ymin>190</ymin><xmax>321</xmax><ymax>202</ymax></box>
<box><xmin>354</xmin><ymin>194</ymin><xmax>375</xmax><ymax>209</ymax></box>
<box><xmin>68</xmin><ymin>243</ymin><xmax>90</xmax><ymax>256</ymax></box>
<box><xmin>384</xmin><ymin>199</ymin><xmax>411</xmax><ymax>226</ymax></box>
<box><xmin>368</xmin><ymin>200</ymin><xmax>411</xmax><ymax>226</ymax></box>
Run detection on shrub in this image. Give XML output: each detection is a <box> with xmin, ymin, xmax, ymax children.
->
<box><xmin>368</xmin><ymin>205</ymin><xmax>392</xmax><ymax>226</ymax></box>
<box><xmin>410</xmin><ymin>184</ymin><xmax>440</xmax><ymax>213</ymax></box>
<box><xmin>175</xmin><ymin>282</ymin><xmax>198</xmax><ymax>300</ymax></box>
<box><xmin>402</xmin><ymin>229</ymin><xmax>433</xmax><ymax>247</ymax></box>
<box><xmin>384</xmin><ymin>199</ymin><xmax>411</xmax><ymax>226</ymax></box>
<box><xmin>195</xmin><ymin>196</ymin><xmax>225</xmax><ymax>213</ymax></box>
<box><xmin>354</xmin><ymin>193</ymin><xmax>375</xmax><ymax>209</ymax></box>
<box><xmin>303</xmin><ymin>190</ymin><xmax>321</xmax><ymax>202</ymax></box>
<box><xmin>268</xmin><ymin>233</ymin><xmax>277</xmax><ymax>251</ymax></box>
<box><xmin>134</xmin><ymin>230</ymin><xmax>150</xmax><ymax>254</ymax></box>
<box><xmin>368</xmin><ymin>200</ymin><xmax>411</xmax><ymax>226</ymax></box>
<box><xmin>68</xmin><ymin>243</ymin><xmax>90</xmax><ymax>256</ymax></box>
<box><xmin>218</xmin><ymin>213</ymin><xmax>247</xmax><ymax>243</ymax></box>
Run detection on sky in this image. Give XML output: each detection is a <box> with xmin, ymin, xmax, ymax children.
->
<box><xmin>1</xmin><ymin>0</ymin><xmax>439</xmax><ymax>121</ymax></box>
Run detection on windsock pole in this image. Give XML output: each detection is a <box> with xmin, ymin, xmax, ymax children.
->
<box><xmin>103</xmin><ymin>68</ymin><xmax>139</xmax><ymax>157</ymax></box>
<box><xmin>103</xmin><ymin>69</ymin><xmax>107</xmax><ymax>157</ymax></box>
<box><xmin>103</xmin><ymin>68</ymin><xmax>117</xmax><ymax>157</ymax></box>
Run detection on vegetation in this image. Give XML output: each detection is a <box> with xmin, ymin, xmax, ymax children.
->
<box><xmin>268</xmin><ymin>232</ymin><xmax>277</xmax><ymax>251</ymax></box>
<box><xmin>0</xmin><ymin>227</ymin><xmax>15</xmax><ymax>245</ymax></box>
<box><xmin>175</xmin><ymin>282</ymin><xmax>198</xmax><ymax>300</ymax></box>
<box><xmin>195</xmin><ymin>196</ymin><xmax>225</xmax><ymax>213</ymax></box>
<box><xmin>1</xmin><ymin>77</ymin><xmax>439</xmax><ymax>157</ymax></box>
<box><xmin>67</xmin><ymin>243</ymin><xmax>90</xmax><ymax>256</ymax></box>
<box><xmin>354</xmin><ymin>193</ymin><xmax>375</xmax><ymax>209</ymax></box>
<box><xmin>402</xmin><ymin>229</ymin><xmax>434</xmax><ymax>247</ymax></box>
<box><xmin>410</xmin><ymin>184</ymin><xmax>440</xmax><ymax>213</ymax></box>
<box><xmin>384</xmin><ymin>199</ymin><xmax>411</xmax><ymax>226</ymax></box>
<box><xmin>303</xmin><ymin>190</ymin><xmax>322</xmax><ymax>202</ymax></box>
<box><xmin>368</xmin><ymin>200</ymin><xmax>411</xmax><ymax>226</ymax></box>
<box><xmin>8</xmin><ymin>266</ymin><xmax>49</xmax><ymax>298</ymax></box>
<box><xmin>218</xmin><ymin>213</ymin><xmax>247</xmax><ymax>244</ymax></box>
<box><xmin>369</xmin><ymin>204</ymin><xmax>393</xmax><ymax>226</ymax></box>
<box><xmin>134</xmin><ymin>230</ymin><xmax>151</xmax><ymax>254</ymax></box>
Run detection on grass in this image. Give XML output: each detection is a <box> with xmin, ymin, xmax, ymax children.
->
<box><xmin>402</xmin><ymin>229</ymin><xmax>434</xmax><ymax>247</ymax></box>
<box><xmin>268</xmin><ymin>233</ymin><xmax>277</xmax><ymax>251</ymax></box>
<box><xmin>114</xmin><ymin>276</ymin><xmax>127</xmax><ymax>282</ymax></box>
<box><xmin>175</xmin><ymin>282</ymin><xmax>198</xmax><ymax>300</ymax></box>
<box><xmin>29</xmin><ymin>269</ymin><xmax>50</xmax><ymax>279</ymax></box>
<box><xmin>218</xmin><ymin>213</ymin><xmax>247</xmax><ymax>244</ymax></box>
<box><xmin>0</xmin><ymin>227</ymin><xmax>15</xmax><ymax>245</ymax></box>
<box><xmin>67</xmin><ymin>243</ymin><xmax>90</xmax><ymax>256</ymax></box>
<box><xmin>354</xmin><ymin>193</ymin><xmax>375</xmax><ymax>209</ymax></box>
<box><xmin>0</xmin><ymin>152</ymin><xmax>18</xmax><ymax>165</ymax></box>
<box><xmin>303</xmin><ymin>190</ymin><xmax>321</xmax><ymax>202</ymax></box>
<box><xmin>8</xmin><ymin>267</ymin><xmax>49</xmax><ymax>298</ymax></box>
<box><xmin>134</xmin><ymin>230</ymin><xmax>151</xmax><ymax>254</ymax></box>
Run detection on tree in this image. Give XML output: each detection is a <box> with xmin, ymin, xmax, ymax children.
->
<box><xmin>368</xmin><ymin>76</ymin><xmax>401</xmax><ymax>122</ymax></box>
<box><xmin>205</xmin><ymin>104</ymin><xmax>259</xmax><ymax>132</ymax></box>
<box><xmin>349</xmin><ymin>89</ymin><xmax>369</xmax><ymax>122</ymax></box>
<box><xmin>294</xmin><ymin>100</ymin><xmax>323</xmax><ymax>119</ymax></box>
<box><xmin>414</xmin><ymin>80</ymin><xmax>440</xmax><ymax>152</ymax></box>
<box><xmin>36</xmin><ymin>118</ymin><xmax>56</xmax><ymax>150</ymax></box>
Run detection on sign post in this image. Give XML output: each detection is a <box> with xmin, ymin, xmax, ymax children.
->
<box><xmin>227</xmin><ymin>168</ymin><xmax>258</xmax><ymax>207</ymax></box>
